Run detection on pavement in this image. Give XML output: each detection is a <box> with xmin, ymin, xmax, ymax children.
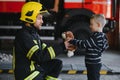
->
<box><xmin>0</xmin><ymin>50</ymin><xmax>120</xmax><ymax>80</ymax></box>
<box><xmin>58</xmin><ymin>50</ymin><xmax>120</xmax><ymax>75</ymax></box>
<box><xmin>59</xmin><ymin>50</ymin><xmax>120</xmax><ymax>80</ymax></box>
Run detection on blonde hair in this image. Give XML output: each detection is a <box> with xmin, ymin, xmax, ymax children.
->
<box><xmin>91</xmin><ymin>14</ymin><xmax>106</xmax><ymax>27</ymax></box>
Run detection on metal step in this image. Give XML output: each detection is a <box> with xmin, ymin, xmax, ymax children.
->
<box><xmin>0</xmin><ymin>26</ymin><xmax>55</xmax><ymax>40</ymax></box>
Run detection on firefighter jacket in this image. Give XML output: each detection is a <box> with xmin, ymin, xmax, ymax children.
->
<box><xmin>13</xmin><ymin>25</ymin><xmax>56</xmax><ymax>80</ymax></box>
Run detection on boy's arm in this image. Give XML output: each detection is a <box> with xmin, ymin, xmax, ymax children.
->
<box><xmin>69</xmin><ymin>39</ymin><xmax>91</xmax><ymax>49</ymax></box>
<box><xmin>69</xmin><ymin>34</ymin><xmax>109</xmax><ymax>51</ymax></box>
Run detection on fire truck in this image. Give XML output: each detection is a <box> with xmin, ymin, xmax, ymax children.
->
<box><xmin>0</xmin><ymin>0</ymin><xmax>118</xmax><ymax>50</ymax></box>
<box><xmin>60</xmin><ymin>0</ymin><xmax>117</xmax><ymax>40</ymax></box>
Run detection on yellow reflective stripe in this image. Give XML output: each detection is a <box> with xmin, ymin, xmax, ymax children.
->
<box><xmin>45</xmin><ymin>76</ymin><xmax>58</xmax><ymax>80</ymax></box>
<box><xmin>48</xmin><ymin>47</ymin><xmax>56</xmax><ymax>59</ymax></box>
<box><xmin>24</xmin><ymin>71</ymin><xmax>40</xmax><ymax>80</ymax></box>
<box><xmin>42</xmin><ymin>43</ymin><xmax>47</xmax><ymax>50</ymax></box>
<box><xmin>12</xmin><ymin>47</ymin><xmax>15</xmax><ymax>70</ymax></box>
<box><xmin>50</xmin><ymin>47</ymin><xmax>56</xmax><ymax>59</ymax></box>
<box><xmin>30</xmin><ymin>61</ymin><xmax>35</xmax><ymax>71</ymax></box>
<box><xmin>13</xmin><ymin>47</ymin><xmax>16</xmax><ymax>80</ymax></box>
<box><xmin>33</xmin><ymin>40</ymin><xmax>38</xmax><ymax>44</ymax></box>
<box><xmin>27</xmin><ymin>45</ymin><xmax>39</xmax><ymax>59</ymax></box>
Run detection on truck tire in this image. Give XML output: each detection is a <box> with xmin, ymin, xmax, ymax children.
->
<box><xmin>70</xmin><ymin>22</ymin><xmax>91</xmax><ymax>40</ymax></box>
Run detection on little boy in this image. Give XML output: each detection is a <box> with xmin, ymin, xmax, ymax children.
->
<box><xmin>66</xmin><ymin>14</ymin><xmax>109</xmax><ymax>80</ymax></box>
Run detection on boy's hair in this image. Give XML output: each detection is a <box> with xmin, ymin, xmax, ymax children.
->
<box><xmin>91</xmin><ymin>14</ymin><xmax>106</xmax><ymax>27</ymax></box>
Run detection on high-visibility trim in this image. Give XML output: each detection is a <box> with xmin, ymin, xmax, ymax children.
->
<box><xmin>24</xmin><ymin>71</ymin><xmax>40</xmax><ymax>80</ymax></box>
<box><xmin>42</xmin><ymin>43</ymin><xmax>47</xmax><ymax>50</ymax></box>
<box><xmin>12</xmin><ymin>47</ymin><xmax>16</xmax><ymax>80</ymax></box>
<box><xmin>30</xmin><ymin>61</ymin><xmax>35</xmax><ymax>71</ymax></box>
<box><xmin>33</xmin><ymin>40</ymin><xmax>38</xmax><ymax>44</ymax></box>
<box><xmin>27</xmin><ymin>45</ymin><xmax>39</xmax><ymax>59</ymax></box>
<box><xmin>45</xmin><ymin>76</ymin><xmax>58</xmax><ymax>80</ymax></box>
<box><xmin>47</xmin><ymin>47</ymin><xmax>56</xmax><ymax>59</ymax></box>
<box><xmin>12</xmin><ymin>47</ymin><xmax>15</xmax><ymax>70</ymax></box>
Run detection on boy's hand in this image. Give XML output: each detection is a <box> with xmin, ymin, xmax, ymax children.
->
<box><xmin>62</xmin><ymin>31</ymin><xmax>77</xmax><ymax>57</ymax></box>
<box><xmin>69</xmin><ymin>39</ymin><xmax>79</xmax><ymax>46</ymax></box>
<box><xmin>62</xmin><ymin>31</ymin><xmax>77</xmax><ymax>51</ymax></box>
<box><xmin>69</xmin><ymin>39</ymin><xmax>77</xmax><ymax>45</ymax></box>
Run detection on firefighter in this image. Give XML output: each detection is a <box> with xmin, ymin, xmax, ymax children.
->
<box><xmin>13</xmin><ymin>2</ymin><xmax>62</xmax><ymax>80</ymax></box>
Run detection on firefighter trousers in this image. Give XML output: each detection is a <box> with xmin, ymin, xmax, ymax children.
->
<box><xmin>34</xmin><ymin>59</ymin><xmax>63</xmax><ymax>80</ymax></box>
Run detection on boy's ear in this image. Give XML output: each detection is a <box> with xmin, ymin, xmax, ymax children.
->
<box><xmin>97</xmin><ymin>22</ymin><xmax>101</xmax><ymax>27</ymax></box>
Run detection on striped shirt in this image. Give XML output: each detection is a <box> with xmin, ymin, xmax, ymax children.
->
<box><xmin>73</xmin><ymin>32</ymin><xmax>109</xmax><ymax>64</ymax></box>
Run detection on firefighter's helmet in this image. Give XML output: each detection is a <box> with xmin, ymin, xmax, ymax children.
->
<box><xmin>20</xmin><ymin>2</ymin><xmax>49</xmax><ymax>24</ymax></box>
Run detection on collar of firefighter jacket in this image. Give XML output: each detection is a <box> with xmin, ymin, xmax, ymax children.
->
<box><xmin>23</xmin><ymin>24</ymin><xmax>38</xmax><ymax>33</ymax></box>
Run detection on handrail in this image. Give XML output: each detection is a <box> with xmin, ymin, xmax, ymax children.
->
<box><xmin>0</xmin><ymin>36</ymin><xmax>54</xmax><ymax>40</ymax></box>
<box><xmin>0</xmin><ymin>26</ymin><xmax>54</xmax><ymax>30</ymax></box>
<box><xmin>0</xmin><ymin>26</ymin><xmax>55</xmax><ymax>40</ymax></box>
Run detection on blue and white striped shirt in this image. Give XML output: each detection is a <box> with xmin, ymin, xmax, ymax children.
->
<box><xmin>70</xmin><ymin>32</ymin><xmax>109</xmax><ymax>64</ymax></box>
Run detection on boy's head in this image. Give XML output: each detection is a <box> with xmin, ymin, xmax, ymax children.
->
<box><xmin>90</xmin><ymin>14</ymin><xmax>106</xmax><ymax>32</ymax></box>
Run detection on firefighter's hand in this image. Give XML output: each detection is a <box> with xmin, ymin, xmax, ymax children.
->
<box><xmin>64</xmin><ymin>41</ymin><xmax>77</xmax><ymax>51</ymax></box>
